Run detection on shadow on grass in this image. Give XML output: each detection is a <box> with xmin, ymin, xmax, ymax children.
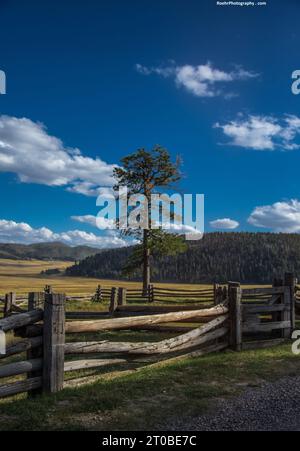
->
<box><xmin>0</xmin><ymin>344</ymin><xmax>299</xmax><ymax>431</ymax></box>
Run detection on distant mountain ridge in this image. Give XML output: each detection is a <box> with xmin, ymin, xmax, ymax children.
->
<box><xmin>66</xmin><ymin>232</ymin><xmax>300</xmax><ymax>284</ymax></box>
<box><xmin>0</xmin><ymin>242</ymin><xmax>101</xmax><ymax>261</ymax></box>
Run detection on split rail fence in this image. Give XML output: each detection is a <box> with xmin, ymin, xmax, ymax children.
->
<box><xmin>0</xmin><ymin>273</ymin><xmax>296</xmax><ymax>400</ymax></box>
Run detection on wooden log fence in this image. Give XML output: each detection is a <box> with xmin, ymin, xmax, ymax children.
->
<box><xmin>64</xmin><ymin>284</ymin><xmax>216</xmax><ymax>304</ymax></box>
<box><xmin>65</xmin><ymin>304</ymin><xmax>228</xmax><ymax>333</ymax></box>
<box><xmin>0</xmin><ymin>272</ymin><xmax>296</xmax><ymax>399</ymax></box>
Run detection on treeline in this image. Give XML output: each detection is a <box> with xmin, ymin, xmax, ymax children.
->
<box><xmin>0</xmin><ymin>242</ymin><xmax>100</xmax><ymax>261</ymax></box>
<box><xmin>66</xmin><ymin>232</ymin><xmax>300</xmax><ymax>284</ymax></box>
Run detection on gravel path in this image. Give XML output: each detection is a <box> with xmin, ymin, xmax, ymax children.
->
<box><xmin>165</xmin><ymin>376</ymin><xmax>300</xmax><ymax>431</ymax></box>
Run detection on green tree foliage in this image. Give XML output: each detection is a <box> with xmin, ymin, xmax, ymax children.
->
<box><xmin>113</xmin><ymin>146</ymin><xmax>187</xmax><ymax>291</ymax></box>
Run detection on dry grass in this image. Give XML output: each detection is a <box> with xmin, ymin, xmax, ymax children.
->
<box><xmin>0</xmin><ymin>258</ymin><xmax>215</xmax><ymax>296</ymax></box>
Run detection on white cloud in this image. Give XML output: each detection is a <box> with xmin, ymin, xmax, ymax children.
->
<box><xmin>0</xmin><ymin>219</ymin><xmax>127</xmax><ymax>248</ymax></box>
<box><xmin>248</xmin><ymin>200</ymin><xmax>300</xmax><ymax>232</ymax></box>
<box><xmin>215</xmin><ymin>114</ymin><xmax>300</xmax><ymax>151</ymax></box>
<box><xmin>71</xmin><ymin>215</ymin><xmax>98</xmax><ymax>227</ymax></box>
<box><xmin>71</xmin><ymin>214</ymin><xmax>116</xmax><ymax>230</ymax></box>
<box><xmin>136</xmin><ymin>62</ymin><xmax>258</xmax><ymax>98</ymax></box>
<box><xmin>210</xmin><ymin>218</ymin><xmax>239</xmax><ymax>230</ymax></box>
<box><xmin>0</xmin><ymin>115</ymin><xmax>116</xmax><ymax>196</ymax></box>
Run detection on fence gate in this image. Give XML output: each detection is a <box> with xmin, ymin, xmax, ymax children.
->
<box><xmin>228</xmin><ymin>280</ymin><xmax>294</xmax><ymax>351</ymax></box>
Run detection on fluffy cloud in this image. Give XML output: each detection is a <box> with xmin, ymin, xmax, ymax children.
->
<box><xmin>215</xmin><ymin>114</ymin><xmax>300</xmax><ymax>150</ymax></box>
<box><xmin>0</xmin><ymin>115</ymin><xmax>116</xmax><ymax>196</ymax></box>
<box><xmin>210</xmin><ymin>218</ymin><xmax>239</xmax><ymax>230</ymax></box>
<box><xmin>71</xmin><ymin>214</ymin><xmax>116</xmax><ymax>230</ymax></box>
<box><xmin>136</xmin><ymin>62</ymin><xmax>258</xmax><ymax>98</ymax></box>
<box><xmin>0</xmin><ymin>219</ymin><xmax>127</xmax><ymax>248</ymax></box>
<box><xmin>248</xmin><ymin>200</ymin><xmax>300</xmax><ymax>232</ymax></box>
<box><xmin>71</xmin><ymin>215</ymin><xmax>98</xmax><ymax>227</ymax></box>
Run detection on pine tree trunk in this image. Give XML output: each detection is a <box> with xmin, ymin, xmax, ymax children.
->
<box><xmin>143</xmin><ymin>228</ymin><xmax>150</xmax><ymax>295</ymax></box>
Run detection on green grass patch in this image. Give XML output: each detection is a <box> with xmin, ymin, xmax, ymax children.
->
<box><xmin>0</xmin><ymin>343</ymin><xmax>299</xmax><ymax>431</ymax></box>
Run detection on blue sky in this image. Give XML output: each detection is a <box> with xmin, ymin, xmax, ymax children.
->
<box><xmin>0</xmin><ymin>0</ymin><xmax>300</xmax><ymax>247</ymax></box>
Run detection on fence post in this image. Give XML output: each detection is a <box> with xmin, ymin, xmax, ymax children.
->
<box><xmin>284</xmin><ymin>272</ymin><xmax>296</xmax><ymax>333</ymax></box>
<box><xmin>93</xmin><ymin>285</ymin><xmax>102</xmax><ymax>303</ymax></box>
<box><xmin>213</xmin><ymin>283</ymin><xmax>218</xmax><ymax>305</ymax></box>
<box><xmin>43</xmin><ymin>293</ymin><xmax>65</xmax><ymax>393</ymax></box>
<box><xmin>27</xmin><ymin>292</ymin><xmax>43</xmax><ymax>396</ymax></box>
<box><xmin>109</xmin><ymin>287</ymin><xmax>118</xmax><ymax>314</ymax></box>
<box><xmin>228</xmin><ymin>282</ymin><xmax>242</xmax><ymax>351</ymax></box>
<box><xmin>214</xmin><ymin>284</ymin><xmax>223</xmax><ymax>305</ymax></box>
<box><xmin>148</xmin><ymin>284</ymin><xmax>154</xmax><ymax>303</ymax></box>
<box><xmin>118</xmin><ymin>288</ymin><xmax>127</xmax><ymax>306</ymax></box>
<box><xmin>4</xmin><ymin>292</ymin><xmax>16</xmax><ymax>317</ymax></box>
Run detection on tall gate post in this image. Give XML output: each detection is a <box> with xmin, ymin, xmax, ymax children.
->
<box><xmin>109</xmin><ymin>287</ymin><xmax>118</xmax><ymax>314</ymax></box>
<box><xmin>228</xmin><ymin>282</ymin><xmax>242</xmax><ymax>351</ymax></box>
<box><xmin>284</xmin><ymin>272</ymin><xmax>296</xmax><ymax>333</ymax></box>
<box><xmin>43</xmin><ymin>293</ymin><xmax>65</xmax><ymax>393</ymax></box>
<box><xmin>27</xmin><ymin>292</ymin><xmax>43</xmax><ymax>396</ymax></box>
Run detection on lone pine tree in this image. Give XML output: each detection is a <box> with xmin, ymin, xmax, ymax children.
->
<box><xmin>113</xmin><ymin>146</ymin><xmax>187</xmax><ymax>294</ymax></box>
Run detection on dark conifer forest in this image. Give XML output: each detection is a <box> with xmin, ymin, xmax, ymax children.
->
<box><xmin>66</xmin><ymin>232</ymin><xmax>300</xmax><ymax>283</ymax></box>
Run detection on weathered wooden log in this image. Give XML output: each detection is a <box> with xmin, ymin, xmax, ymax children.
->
<box><xmin>284</xmin><ymin>272</ymin><xmax>296</xmax><ymax>332</ymax></box>
<box><xmin>229</xmin><ymin>285</ymin><xmax>242</xmax><ymax>351</ymax></box>
<box><xmin>0</xmin><ymin>358</ymin><xmax>42</xmax><ymax>379</ymax></box>
<box><xmin>0</xmin><ymin>377</ymin><xmax>42</xmax><ymax>398</ymax></box>
<box><xmin>151</xmin><ymin>292</ymin><xmax>212</xmax><ymax>298</ymax></box>
<box><xmin>64</xmin><ymin>358</ymin><xmax>126</xmax><ymax>372</ymax></box>
<box><xmin>66</xmin><ymin>312</ymin><xmax>110</xmax><ymax>319</ymax></box>
<box><xmin>65</xmin><ymin>304</ymin><xmax>228</xmax><ymax>333</ymax></box>
<box><xmin>27</xmin><ymin>293</ymin><xmax>44</xmax><ymax>396</ymax></box>
<box><xmin>243</xmin><ymin>304</ymin><xmax>288</xmax><ymax>314</ymax></box>
<box><xmin>65</xmin><ymin>316</ymin><xmax>228</xmax><ymax>355</ymax></box>
<box><xmin>153</xmin><ymin>287</ymin><xmax>213</xmax><ymax>293</ymax></box>
<box><xmin>116</xmin><ymin>304</ymin><xmax>210</xmax><ymax>313</ymax></box>
<box><xmin>43</xmin><ymin>293</ymin><xmax>65</xmax><ymax>393</ymax></box>
<box><xmin>243</xmin><ymin>320</ymin><xmax>290</xmax><ymax>333</ymax></box>
<box><xmin>137</xmin><ymin>341</ymin><xmax>228</xmax><ymax>368</ymax></box>
<box><xmin>128</xmin><ymin>322</ymin><xmax>228</xmax><ymax>355</ymax></box>
<box><xmin>242</xmin><ymin>287</ymin><xmax>284</xmax><ymax>296</ymax></box>
<box><xmin>130</xmin><ymin>325</ymin><xmax>195</xmax><ymax>333</ymax></box>
<box><xmin>164</xmin><ymin>341</ymin><xmax>228</xmax><ymax>362</ymax></box>
<box><xmin>0</xmin><ymin>336</ymin><xmax>43</xmax><ymax>360</ymax></box>
<box><xmin>154</xmin><ymin>299</ymin><xmax>210</xmax><ymax>304</ymax></box>
<box><xmin>0</xmin><ymin>309</ymin><xmax>43</xmax><ymax>333</ymax></box>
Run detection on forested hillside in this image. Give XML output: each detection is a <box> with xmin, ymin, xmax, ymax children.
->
<box><xmin>66</xmin><ymin>232</ymin><xmax>300</xmax><ymax>283</ymax></box>
<box><xmin>0</xmin><ymin>242</ymin><xmax>100</xmax><ymax>261</ymax></box>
